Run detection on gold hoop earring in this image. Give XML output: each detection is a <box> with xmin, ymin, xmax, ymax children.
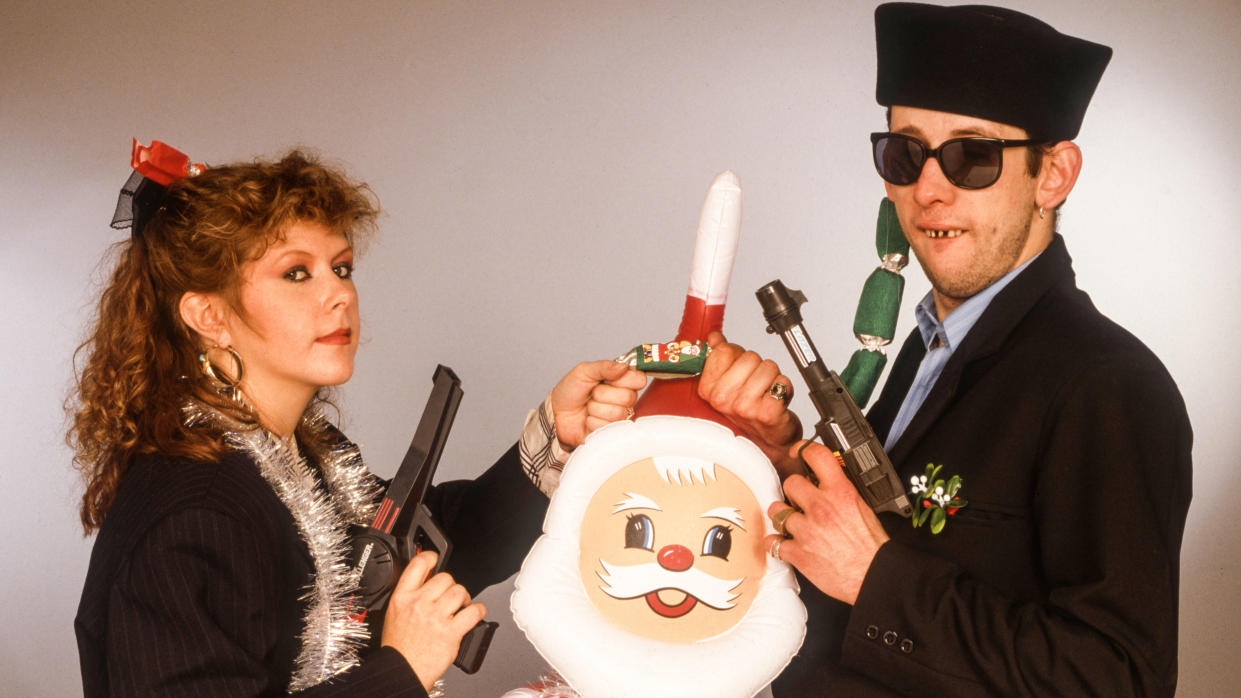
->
<box><xmin>1038</xmin><ymin>207</ymin><xmax>1047</xmax><ymax>220</ymax></box>
<box><xmin>199</xmin><ymin>346</ymin><xmax>244</xmax><ymax>400</ymax></box>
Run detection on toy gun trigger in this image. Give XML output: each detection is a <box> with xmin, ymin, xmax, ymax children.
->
<box><xmin>406</xmin><ymin>503</ymin><xmax>453</xmax><ymax>574</ymax></box>
<box><xmin>794</xmin><ymin>439</ymin><xmax>821</xmax><ymax>487</ymax></box>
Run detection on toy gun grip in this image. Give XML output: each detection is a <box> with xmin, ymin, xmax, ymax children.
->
<box><xmin>402</xmin><ymin>504</ymin><xmax>495</xmax><ymax>673</ymax></box>
<box><xmin>757</xmin><ymin>280</ymin><xmax>913</xmax><ymax>518</ymax></box>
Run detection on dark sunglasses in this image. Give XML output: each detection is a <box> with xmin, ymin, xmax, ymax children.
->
<box><xmin>870</xmin><ymin>132</ymin><xmax>1042</xmax><ymax>190</ymax></box>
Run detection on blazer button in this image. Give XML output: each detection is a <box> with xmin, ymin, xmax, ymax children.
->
<box><xmin>900</xmin><ymin>638</ymin><xmax>914</xmax><ymax>654</ymax></box>
<box><xmin>866</xmin><ymin>625</ymin><xmax>879</xmax><ymax>640</ymax></box>
<box><xmin>882</xmin><ymin>630</ymin><xmax>898</xmax><ymax>646</ymax></box>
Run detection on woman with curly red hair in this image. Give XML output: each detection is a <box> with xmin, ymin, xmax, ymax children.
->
<box><xmin>70</xmin><ymin>142</ymin><xmax>644</xmax><ymax>696</ymax></box>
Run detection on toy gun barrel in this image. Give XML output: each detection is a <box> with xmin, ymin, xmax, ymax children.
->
<box><xmin>756</xmin><ymin>280</ymin><xmax>912</xmax><ymax>518</ymax></box>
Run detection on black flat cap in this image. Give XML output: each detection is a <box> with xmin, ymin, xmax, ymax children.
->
<box><xmin>875</xmin><ymin>3</ymin><xmax>1112</xmax><ymax>141</ymax></box>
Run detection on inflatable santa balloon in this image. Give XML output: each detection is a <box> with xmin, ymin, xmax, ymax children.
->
<box><xmin>508</xmin><ymin>172</ymin><xmax>807</xmax><ymax>698</ymax></box>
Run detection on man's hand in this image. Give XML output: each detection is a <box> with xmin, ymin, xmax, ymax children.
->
<box><xmin>698</xmin><ymin>331</ymin><xmax>803</xmax><ymax>474</ymax></box>
<box><xmin>381</xmin><ymin>551</ymin><xmax>485</xmax><ymax>691</ymax></box>
<box><xmin>550</xmin><ymin>360</ymin><xmax>648</xmax><ymax>449</ymax></box>
<box><xmin>766</xmin><ymin>441</ymin><xmax>889</xmax><ymax>605</ymax></box>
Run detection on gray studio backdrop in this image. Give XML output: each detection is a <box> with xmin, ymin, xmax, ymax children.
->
<box><xmin>3</xmin><ymin>1</ymin><xmax>1238</xmax><ymax>695</ymax></box>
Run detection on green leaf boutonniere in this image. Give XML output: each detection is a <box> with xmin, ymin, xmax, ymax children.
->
<box><xmin>910</xmin><ymin>463</ymin><xmax>968</xmax><ymax>534</ymax></box>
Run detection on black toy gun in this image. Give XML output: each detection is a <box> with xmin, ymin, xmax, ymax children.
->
<box><xmin>756</xmin><ymin>280</ymin><xmax>913</xmax><ymax>517</ymax></box>
<box><xmin>348</xmin><ymin>364</ymin><xmax>498</xmax><ymax>674</ymax></box>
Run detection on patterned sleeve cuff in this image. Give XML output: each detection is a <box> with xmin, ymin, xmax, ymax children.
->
<box><xmin>518</xmin><ymin>394</ymin><xmax>573</xmax><ymax>497</ymax></box>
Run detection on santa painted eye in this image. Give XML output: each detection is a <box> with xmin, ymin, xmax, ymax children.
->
<box><xmin>624</xmin><ymin>514</ymin><xmax>655</xmax><ymax>550</ymax></box>
<box><xmin>702</xmin><ymin>525</ymin><xmax>732</xmax><ymax>560</ymax></box>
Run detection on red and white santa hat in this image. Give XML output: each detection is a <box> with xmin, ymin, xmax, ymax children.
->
<box><xmin>631</xmin><ymin>170</ymin><xmax>745</xmax><ymax>433</ymax></box>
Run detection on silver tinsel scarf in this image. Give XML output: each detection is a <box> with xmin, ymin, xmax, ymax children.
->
<box><xmin>184</xmin><ymin>402</ymin><xmax>383</xmax><ymax>691</ymax></box>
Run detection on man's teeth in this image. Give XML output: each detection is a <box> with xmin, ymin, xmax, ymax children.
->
<box><xmin>923</xmin><ymin>229</ymin><xmax>964</xmax><ymax>239</ymax></box>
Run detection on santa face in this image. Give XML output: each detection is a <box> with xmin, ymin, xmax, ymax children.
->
<box><xmin>578</xmin><ymin>456</ymin><xmax>766</xmax><ymax>643</ymax></box>
<box><xmin>512</xmin><ymin>417</ymin><xmax>806</xmax><ymax>698</ymax></box>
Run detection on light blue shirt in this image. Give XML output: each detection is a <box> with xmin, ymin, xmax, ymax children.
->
<box><xmin>883</xmin><ymin>253</ymin><xmax>1041</xmax><ymax>451</ymax></box>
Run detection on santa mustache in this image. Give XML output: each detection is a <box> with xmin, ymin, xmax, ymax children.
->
<box><xmin>595</xmin><ymin>559</ymin><xmax>743</xmax><ymax>610</ymax></box>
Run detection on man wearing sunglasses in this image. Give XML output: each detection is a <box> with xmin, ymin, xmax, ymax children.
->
<box><xmin>701</xmin><ymin>3</ymin><xmax>1192</xmax><ymax>696</ymax></box>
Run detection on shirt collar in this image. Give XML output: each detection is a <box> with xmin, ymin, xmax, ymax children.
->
<box><xmin>913</xmin><ymin>251</ymin><xmax>1043</xmax><ymax>352</ymax></box>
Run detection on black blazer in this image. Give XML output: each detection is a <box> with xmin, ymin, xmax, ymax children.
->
<box><xmin>76</xmin><ymin>442</ymin><xmax>546</xmax><ymax>697</ymax></box>
<box><xmin>775</xmin><ymin>236</ymin><xmax>1192</xmax><ymax>697</ymax></box>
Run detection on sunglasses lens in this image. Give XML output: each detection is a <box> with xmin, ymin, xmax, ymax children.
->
<box><xmin>873</xmin><ymin>135</ymin><xmax>923</xmax><ymax>185</ymax></box>
<box><xmin>940</xmin><ymin>139</ymin><xmax>1002</xmax><ymax>189</ymax></box>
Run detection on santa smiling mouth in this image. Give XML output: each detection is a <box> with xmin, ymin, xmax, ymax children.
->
<box><xmin>596</xmin><ymin>559</ymin><xmax>742</xmax><ymax>615</ymax></box>
<box><xmin>645</xmin><ymin>588</ymin><xmax>700</xmax><ymax>618</ymax></box>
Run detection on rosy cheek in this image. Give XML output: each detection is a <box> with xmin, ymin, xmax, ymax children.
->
<box><xmin>738</xmin><ymin>534</ymin><xmax>767</xmax><ymax>578</ymax></box>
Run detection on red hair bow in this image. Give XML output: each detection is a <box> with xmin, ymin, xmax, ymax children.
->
<box><xmin>130</xmin><ymin>139</ymin><xmax>205</xmax><ymax>185</ymax></box>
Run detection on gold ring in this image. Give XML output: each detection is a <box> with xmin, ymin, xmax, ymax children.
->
<box><xmin>767</xmin><ymin>382</ymin><xmax>789</xmax><ymax>402</ymax></box>
<box><xmin>772</xmin><ymin>507</ymin><xmax>794</xmax><ymax>537</ymax></box>
<box><xmin>625</xmin><ymin>406</ymin><xmax>635</xmax><ymax>420</ymax></box>
<box><xmin>769</xmin><ymin>538</ymin><xmax>783</xmax><ymax>561</ymax></box>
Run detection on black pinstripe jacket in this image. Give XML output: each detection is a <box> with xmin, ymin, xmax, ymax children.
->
<box><xmin>75</xmin><ymin>441</ymin><xmax>545</xmax><ymax>696</ymax></box>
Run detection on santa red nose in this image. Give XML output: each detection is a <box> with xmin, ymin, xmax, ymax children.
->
<box><xmin>657</xmin><ymin>544</ymin><xmax>694</xmax><ymax>571</ymax></box>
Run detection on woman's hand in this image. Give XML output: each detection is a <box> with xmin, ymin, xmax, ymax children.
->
<box><xmin>381</xmin><ymin>551</ymin><xmax>485</xmax><ymax>691</ymax></box>
<box><xmin>551</xmin><ymin>360</ymin><xmax>648</xmax><ymax>449</ymax></box>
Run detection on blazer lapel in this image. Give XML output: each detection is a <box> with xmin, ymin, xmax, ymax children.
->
<box><xmin>867</xmin><ymin>329</ymin><xmax>926</xmax><ymax>444</ymax></box>
<box><xmin>883</xmin><ymin>235</ymin><xmax>1076</xmax><ymax>466</ymax></box>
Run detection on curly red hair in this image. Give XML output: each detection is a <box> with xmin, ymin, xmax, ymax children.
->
<box><xmin>69</xmin><ymin>150</ymin><xmax>379</xmax><ymax>533</ymax></box>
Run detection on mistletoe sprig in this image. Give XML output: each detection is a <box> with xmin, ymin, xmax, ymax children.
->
<box><xmin>910</xmin><ymin>463</ymin><xmax>968</xmax><ymax>534</ymax></box>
